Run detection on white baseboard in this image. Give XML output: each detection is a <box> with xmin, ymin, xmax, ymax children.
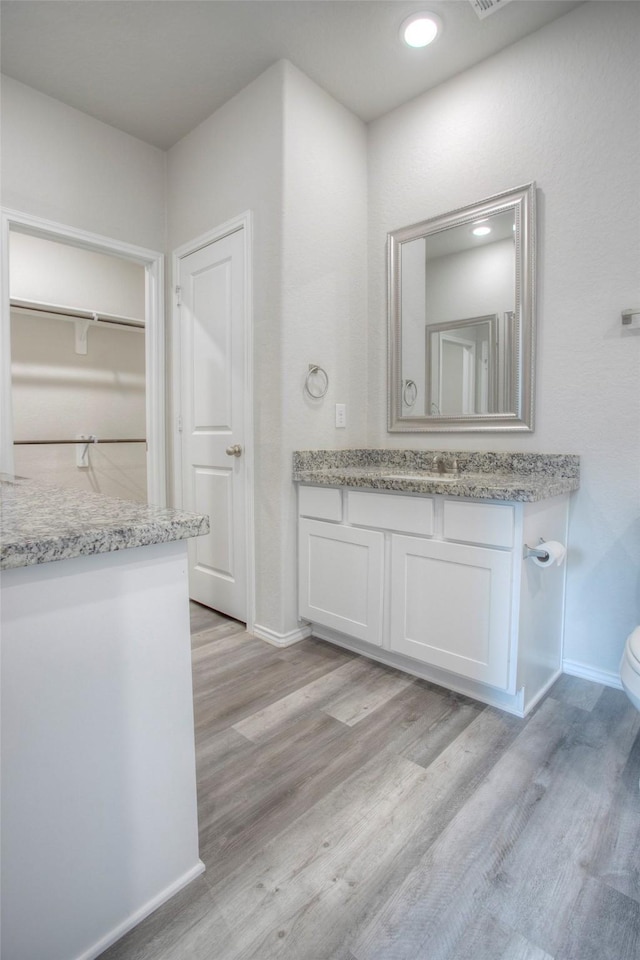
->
<box><xmin>523</xmin><ymin>667</ymin><xmax>562</xmax><ymax>716</ymax></box>
<box><xmin>563</xmin><ymin>659</ymin><xmax>623</xmax><ymax>690</ymax></box>
<box><xmin>77</xmin><ymin>861</ymin><xmax>205</xmax><ymax>960</ymax></box>
<box><xmin>252</xmin><ymin>621</ymin><xmax>312</xmax><ymax>647</ymax></box>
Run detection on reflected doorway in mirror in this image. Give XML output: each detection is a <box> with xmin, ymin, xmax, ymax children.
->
<box><xmin>426</xmin><ymin>314</ymin><xmax>498</xmax><ymax>417</ymax></box>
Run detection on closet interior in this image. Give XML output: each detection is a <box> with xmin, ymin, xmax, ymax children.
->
<box><xmin>10</xmin><ymin>232</ymin><xmax>148</xmax><ymax>502</ymax></box>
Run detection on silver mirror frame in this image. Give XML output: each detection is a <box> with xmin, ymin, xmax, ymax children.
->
<box><xmin>388</xmin><ymin>182</ymin><xmax>536</xmax><ymax>432</ymax></box>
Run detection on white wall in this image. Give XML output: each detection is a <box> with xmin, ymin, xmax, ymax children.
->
<box><xmin>167</xmin><ymin>61</ymin><xmax>286</xmax><ymax>633</ymax></box>
<box><xmin>1</xmin><ymin>76</ymin><xmax>166</xmax><ymax>250</ymax></box>
<box><xmin>10</xmin><ymin>232</ymin><xmax>146</xmax><ymax>318</ymax></box>
<box><xmin>1</xmin><ymin>77</ymin><xmax>165</xmax><ymax>497</ymax></box>
<box><xmin>11</xmin><ymin>316</ymin><xmax>147</xmax><ymax>501</ymax></box>
<box><xmin>279</xmin><ymin>61</ymin><xmax>368</xmax><ymax>635</ymax></box>
<box><xmin>425</xmin><ymin>239</ymin><xmax>514</xmax><ymax>325</ymax></box>
<box><xmin>368</xmin><ymin>1</ymin><xmax>640</xmax><ymax>678</ymax></box>
<box><xmin>167</xmin><ymin>60</ymin><xmax>367</xmax><ymax>637</ymax></box>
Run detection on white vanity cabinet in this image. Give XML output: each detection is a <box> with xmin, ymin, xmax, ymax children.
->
<box><xmin>298</xmin><ymin>518</ymin><xmax>384</xmax><ymax>645</ymax></box>
<box><xmin>298</xmin><ymin>484</ymin><xmax>570</xmax><ymax>717</ymax></box>
<box><xmin>389</xmin><ymin>535</ymin><xmax>512</xmax><ymax>689</ymax></box>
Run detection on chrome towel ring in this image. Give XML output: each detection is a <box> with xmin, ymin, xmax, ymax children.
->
<box><xmin>403</xmin><ymin>379</ymin><xmax>417</xmax><ymax>408</ymax></box>
<box><xmin>304</xmin><ymin>364</ymin><xmax>329</xmax><ymax>399</ymax></box>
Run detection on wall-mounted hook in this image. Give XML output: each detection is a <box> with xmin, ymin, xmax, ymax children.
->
<box><xmin>75</xmin><ymin>434</ymin><xmax>97</xmax><ymax>468</ymax></box>
<box><xmin>74</xmin><ymin>318</ymin><xmax>91</xmax><ymax>355</ymax></box>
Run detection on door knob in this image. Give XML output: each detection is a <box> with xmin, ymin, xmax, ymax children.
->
<box><xmin>225</xmin><ymin>444</ymin><xmax>243</xmax><ymax>457</ymax></box>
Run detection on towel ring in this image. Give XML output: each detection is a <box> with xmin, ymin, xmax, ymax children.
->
<box><xmin>403</xmin><ymin>379</ymin><xmax>418</xmax><ymax>408</ymax></box>
<box><xmin>304</xmin><ymin>364</ymin><xmax>329</xmax><ymax>399</ymax></box>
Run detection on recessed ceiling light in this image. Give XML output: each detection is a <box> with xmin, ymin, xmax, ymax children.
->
<box><xmin>472</xmin><ymin>225</ymin><xmax>492</xmax><ymax>237</ymax></box>
<box><xmin>400</xmin><ymin>12</ymin><xmax>442</xmax><ymax>48</ymax></box>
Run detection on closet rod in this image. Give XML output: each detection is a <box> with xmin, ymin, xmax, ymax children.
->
<box><xmin>14</xmin><ymin>439</ymin><xmax>146</xmax><ymax>445</ymax></box>
<box><xmin>10</xmin><ymin>298</ymin><xmax>144</xmax><ymax>330</ymax></box>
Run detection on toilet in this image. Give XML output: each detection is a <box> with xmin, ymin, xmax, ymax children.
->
<box><xmin>620</xmin><ymin>626</ymin><xmax>640</xmax><ymax>711</ymax></box>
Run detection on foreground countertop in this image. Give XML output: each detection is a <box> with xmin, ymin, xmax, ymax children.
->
<box><xmin>0</xmin><ymin>474</ymin><xmax>210</xmax><ymax>570</ymax></box>
<box><xmin>293</xmin><ymin>450</ymin><xmax>580</xmax><ymax>503</ymax></box>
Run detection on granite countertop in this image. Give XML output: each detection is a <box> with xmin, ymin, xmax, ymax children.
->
<box><xmin>293</xmin><ymin>450</ymin><xmax>580</xmax><ymax>503</ymax></box>
<box><xmin>0</xmin><ymin>474</ymin><xmax>210</xmax><ymax>570</ymax></box>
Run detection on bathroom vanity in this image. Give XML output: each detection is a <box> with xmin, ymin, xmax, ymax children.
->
<box><xmin>0</xmin><ymin>476</ymin><xmax>209</xmax><ymax>960</ymax></box>
<box><xmin>294</xmin><ymin>450</ymin><xmax>579</xmax><ymax>717</ymax></box>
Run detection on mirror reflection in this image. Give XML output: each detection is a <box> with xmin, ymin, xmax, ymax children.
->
<box><xmin>425</xmin><ymin>314</ymin><xmax>500</xmax><ymax>417</ymax></box>
<box><xmin>389</xmin><ymin>183</ymin><xmax>535</xmax><ymax>432</ymax></box>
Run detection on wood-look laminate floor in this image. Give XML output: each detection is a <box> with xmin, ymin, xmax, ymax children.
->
<box><xmin>101</xmin><ymin>604</ymin><xmax>640</xmax><ymax>960</ymax></box>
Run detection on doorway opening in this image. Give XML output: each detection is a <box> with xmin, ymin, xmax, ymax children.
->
<box><xmin>1</xmin><ymin>209</ymin><xmax>166</xmax><ymax>505</ymax></box>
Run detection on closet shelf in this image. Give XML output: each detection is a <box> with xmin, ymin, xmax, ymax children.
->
<box><xmin>14</xmin><ymin>438</ymin><xmax>146</xmax><ymax>445</ymax></box>
<box><xmin>10</xmin><ymin>298</ymin><xmax>145</xmax><ymax>329</ymax></box>
<box><xmin>10</xmin><ymin>298</ymin><xmax>144</xmax><ymax>354</ymax></box>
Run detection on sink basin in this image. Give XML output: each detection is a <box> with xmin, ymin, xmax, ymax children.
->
<box><xmin>382</xmin><ymin>473</ymin><xmax>462</xmax><ymax>482</ymax></box>
<box><xmin>381</xmin><ymin>472</ymin><xmax>494</xmax><ymax>484</ymax></box>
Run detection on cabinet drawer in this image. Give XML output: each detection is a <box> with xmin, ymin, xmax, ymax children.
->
<box><xmin>299</xmin><ymin>485</ymin><xmax>342</xmax><ymax>522</ymax></box>
<box><xmin>443</xmin><ymin>500</ymin><xmax>514</xmax><ymax>548</ymax></box>
<box><xmin>348</xmin><ymin>491</ymin><xmax>434</xmax><ymax>536</ymax></box>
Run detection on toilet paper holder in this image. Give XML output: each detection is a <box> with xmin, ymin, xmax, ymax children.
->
<box><xmin>523</xmin><ymin>539</ymin><xmax>550</xmax><ymax>562</ymax></box>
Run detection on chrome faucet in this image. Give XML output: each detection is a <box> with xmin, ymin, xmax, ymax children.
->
<box><xmin>432</xmin><ymin>455</ymin><xmax>459</xmax><ymax>475</ymax></box>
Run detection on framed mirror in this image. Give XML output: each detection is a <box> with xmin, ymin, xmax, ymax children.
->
<box><xmin>388</xmin><ymin>182</ymin><xmax>536</xmax><ymax>432</ymax></box>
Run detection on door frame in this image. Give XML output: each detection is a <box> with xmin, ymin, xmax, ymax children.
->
<box><xmin>171</xmin><ymin>210</ymin><xmax>255</xmax><ymax>632</ymax></box>
<box><xmin>0</xmin><ymin>207</ymin><xmax>167</xmax><ymax>505</ymax></box>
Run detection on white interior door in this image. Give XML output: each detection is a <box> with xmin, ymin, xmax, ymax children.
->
<box><xmin>177</xmin><ymin>228</ymin><xmax>246</xmax><ymax>621</ymax></box>
<box><xmin>439</xmin><ymin>335</ymin><xmax>475</xmax><ymax>415</ymax></box>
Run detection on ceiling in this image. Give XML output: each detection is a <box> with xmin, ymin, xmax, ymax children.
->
<box><xmin>0</xmin><ymin>0</ymin><xmax>583</xmax><ymax>150</ymax></box>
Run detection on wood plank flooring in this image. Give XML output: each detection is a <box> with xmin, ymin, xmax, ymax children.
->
<box><xmin>100</xmin><ymin>604</ymin><xmax>640</xmax><ymax>960</ymax></box>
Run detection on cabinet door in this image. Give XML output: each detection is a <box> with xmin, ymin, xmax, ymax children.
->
<box><xmin>299</xmin><ymin>519</ymin><xmax>384</xmax><ymax>645</ymax></box>
<box><xmin>390</xmin><ymin>535</ymin><xmax>512</xmax><ymax>689</ymax></box>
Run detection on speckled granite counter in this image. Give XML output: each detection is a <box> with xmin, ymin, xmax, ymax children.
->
<box><xmin>293</xmin><ymin>450</ymin><xmax>580</xmax><ymax>502</ymax></box>
<box><xmin>0</xmin><ymin>474</ymin><xmax>210</xmax><ymax>569</ymax></box>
